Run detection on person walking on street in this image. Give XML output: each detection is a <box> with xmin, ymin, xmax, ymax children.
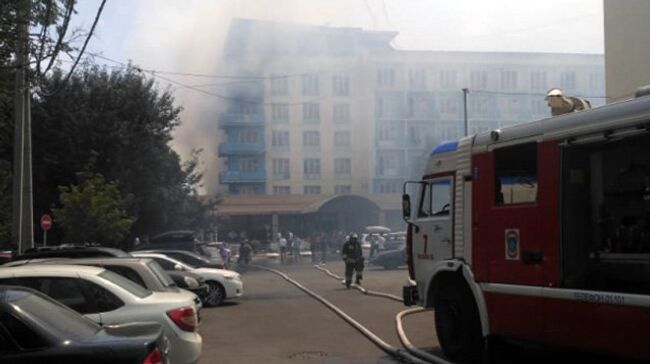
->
<box><xmin>341</xmin><ymin>233</ymin><xmax>364</xmax><ymax>288</ymax></box>
<box><xmin>292</xmin><ymin>235</ymin><xmax>301</xmax><ymax>264</ymax></box>
<box><xmin>310</xmin><ymin>233</ymin><xmax>320</xmax><ymax>264</ymax></box>
<box><xmin>278</xmin><ymin>233</ymin><xmax>288</xmax><ymax>263</ymax></box>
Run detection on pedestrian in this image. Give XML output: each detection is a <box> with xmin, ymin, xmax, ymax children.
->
<box><xmin>239</xmin><ymin>239</ymin><xmax>252</xmax><ymax>265</ymax></box>
<box><xmin>320</xmin><ymin>232</ymin><xmax>328</xmax><ymax>264</ymax></box>
<box><xmin>286</xmin><ymin>232</ymin><xmax>294</xmax><ymax>264</ymax></box>
<box><xmin>341</xmin><ymin>233</ymin><xmax>364</xmax><ymax>288</ymax></box>
<box><xmin>369</xmin><ymin>235</ymin><xmax>378</xmax><ymax>259</ymax></box>
<box><xmin>278</xmin><ymin>233</ymin><xmax>288</xmax><ymax>263</ymax></box>
<box><xmin>310</xmin><ymin>233</ymin><xmax>320</xmax><ymax>263</ymax></box>
<box><xmin>292</xmin><ymin>235</ymin><xmax>301</xmax><ymax>263</ymax></box>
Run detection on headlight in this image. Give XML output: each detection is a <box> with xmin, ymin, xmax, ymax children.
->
<box><xmin>184</xmin><ymin>276</ymin><xmax>200</xmax><ymax>289</ymax></box>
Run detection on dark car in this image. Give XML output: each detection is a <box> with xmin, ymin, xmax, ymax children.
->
<box><xmin>136</xmin><ymin>230</ymin><xmax>198</xmax><ymax>252</ymax></box>
<box><xmin>10</xmin><ymin>246</ymin><xmax>130</xmax><ymax>263</ymax></box>
<box><xmin>135</xmin><ymin>249</ymin><xmax>224</xmax><ymax>269</ymax></box>
<box><xmin>370</xmin><ymin>247</ymin><xmax>406</xmax><ymax>270</ymax></box>
<box><xmin>0</xmin><ymin>285</ymin><xmax>169</xmax><ymax>364</ymax></box>
<box><xmin>0</xmin><ymin>251</ymin><xmax>12</xmax><ymax>264</ymax></box>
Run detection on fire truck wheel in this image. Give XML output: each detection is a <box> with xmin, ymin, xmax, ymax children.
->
<box><xmin>434</xmin><ymin>281</ymin><xmax>484</xmax><ymax>362</ymax></box>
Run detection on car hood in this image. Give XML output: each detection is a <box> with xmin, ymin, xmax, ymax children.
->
<box><xmin>192</xmin><ymin>267</ymin><xmax>239</xmax><ymax>278</ymax></box>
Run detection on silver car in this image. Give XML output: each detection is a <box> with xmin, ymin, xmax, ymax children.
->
<box><xmin>0</xmin><ymin>264</ymin><xmax>202</xmax><ymax>364</ymax></box>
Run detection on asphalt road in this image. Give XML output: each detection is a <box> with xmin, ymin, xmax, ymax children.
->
<box><xmin>197</xmin><ymin>257</ymin><xmax>641</xmax><ymax>364</ymax></box>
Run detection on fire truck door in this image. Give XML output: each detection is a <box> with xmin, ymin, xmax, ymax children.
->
<box><xmin>412</xmin><ymin>176</ymin><xmax>454</xmax><ymax>281</ymax></box>
<box><xmin>479</xmin><ymin>142</ymin><xmax>553</xmax><ymax>341</ymax></box>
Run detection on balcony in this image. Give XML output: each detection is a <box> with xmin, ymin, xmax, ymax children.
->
<box><xmin>219</xmin><ymin>170</ymin><xmax>266</xmax><ymax>183</ymax></box>
<box><xmin>218</xmin><ymin>113</ymin><xmax>264</xmax><ymax>127</ymax></box>
<box><xmin>218</xmin><ymin>142</ymin><xmax>266</xmax><ymax>156</ymax></box>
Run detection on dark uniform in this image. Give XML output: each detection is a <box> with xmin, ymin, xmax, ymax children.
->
<box><xmin>341</xmin><ymin>235</ymin><xmax>363</xmax><ymax>288</ymax></box>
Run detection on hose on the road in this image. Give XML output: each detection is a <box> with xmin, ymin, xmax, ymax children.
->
<box><xmin>313</xmin><ymin>264</ymin><xmax>454</xmax><ymax>364</ymax></box>
<box><xmin>250</xmin><ymin>264</ymin><xmax>430</xmax><ymax>364</ymax></box>
<box><xmin>314</xmin><ymin>265</ymin><xmax>403</xmax><ymax>302</ymax></box>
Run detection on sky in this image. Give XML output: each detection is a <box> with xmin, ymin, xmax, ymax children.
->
<box><xmin>70</xmin><ymin>0</ymin><xmax>605</xmax><ymax>193</ymax></box>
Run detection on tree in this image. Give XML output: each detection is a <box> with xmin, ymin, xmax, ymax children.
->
<box><xmin>53</xmin><ymin>172</ymin><xmax>134</xmax><ymax>245</ymax></box>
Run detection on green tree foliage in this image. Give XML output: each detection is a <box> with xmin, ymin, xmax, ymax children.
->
<box><xmin>53</xmin><ymin>172</ymin><xmax>134</xmax><ymax>245</ymax></box>
<box><xmin>32</xmin><ymin>66</ymin><xmax>217</xmax><ymax>241</ymax></box>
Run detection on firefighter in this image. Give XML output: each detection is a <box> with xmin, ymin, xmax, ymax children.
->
<box><xmin>341</xmin><ymin>233</ymin><xmax>364</xmax><ymax>288</ymax></box>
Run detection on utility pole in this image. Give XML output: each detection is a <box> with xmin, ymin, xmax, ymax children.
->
<box><xmin>462</xmin><ymin>88</ymin><xmax>469</xmax><ymax>136</ymax></box>
<box><xmin>11</xmin><ymin>0</ymin><xmax>34</xmax><ymax>254</ymax></box>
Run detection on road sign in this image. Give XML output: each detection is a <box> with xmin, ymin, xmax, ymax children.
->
<box><xmin>40</xmin><ymin>214</ymin><xmax>53</xmax><ymax>231</ymax></box>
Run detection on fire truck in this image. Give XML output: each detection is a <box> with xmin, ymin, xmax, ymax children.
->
<box><xmin>402</xmin><ymin>92</ymin><xmax>650</xmax><ymax>362</ymax></box>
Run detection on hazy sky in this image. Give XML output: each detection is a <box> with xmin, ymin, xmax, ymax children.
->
<box><xmin>70</xmin><ymin>0</ymin><xmax>605</xmax><ymax>192</ymax></box>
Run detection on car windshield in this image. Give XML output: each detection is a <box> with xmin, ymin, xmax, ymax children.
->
<box><xmin>146</xmin><ymin>261</ymin><xmax>177</xmax><ymax>288</ymax></box>
<box><xmin>12</xmin><ymin>290</ymin><xmax>100</xmax><ymax>339</ymax></box>
<box><xmin>98</xmin><ymin>270</ymin><xmax>152</xmax><ymax>299</ymax></box>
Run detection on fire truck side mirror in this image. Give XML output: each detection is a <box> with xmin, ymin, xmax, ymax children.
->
<box><xmin>402</xmin><ymin>193</ymin><xmax>412</xmax><ymax>220</ymax></box>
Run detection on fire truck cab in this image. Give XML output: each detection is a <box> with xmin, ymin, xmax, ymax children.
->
<box><xmin>402</xmin><ymin>94</ymin><xmax>650</xmax><ymax>362</ymax></box>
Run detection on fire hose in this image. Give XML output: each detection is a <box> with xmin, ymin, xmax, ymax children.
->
<box><xmin>250</xmin><ymin>264</ymin><xmax>430</xmax><ymax>364</ymax></box>
<box><xmin>313</xmin><ymin>264</ymin><xmax>453</xmax><ymax>364</ymax></box>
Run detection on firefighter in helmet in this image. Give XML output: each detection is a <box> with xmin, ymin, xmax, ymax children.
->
<box><xmin>341</xmin><ymin>233</ymin><xmax>364</xmax><ymax>288</ymax></box>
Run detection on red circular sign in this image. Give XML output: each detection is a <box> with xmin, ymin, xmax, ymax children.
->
<box><xmin>40</xmin><ymin>214</ymin><xmax>53</xmax><ymax>231</ymax></box>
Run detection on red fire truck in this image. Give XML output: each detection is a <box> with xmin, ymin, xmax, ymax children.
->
<box><xmin>402</xmin><ymin>93</ymin><xmax>650</xmax><ymax>362</ymax></box>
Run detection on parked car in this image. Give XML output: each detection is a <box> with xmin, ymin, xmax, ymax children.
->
<box><xmin>0</xmin><ymin>250</ymin><xmax>12</xmax><ymax>264</ymax></box>
<box><xmin>370</xmin><ymin>247</ymin><xmax>406</xmax><ymax>270</ymax></box>
<box><xmin>0</xmin><ymin>265</ymin><xmax>202</xmax><ymax>364</ymax></box>
<box><xmin>167</xmin><ymin>270</ymin><xmax>211</xmax><ymax>306</ymax></box>
<box><xmin>0</xmin><ymin>285</ymin><xmax>170</xmax><ymax>364</ymax></box>
<box><xmin>10</xmin><ymin>246</ymin><xmax>131</xmax><ymax>262</ymax></box>
<box><xmin>8</xmin><ymin>257</ymin><xmax>203</xmax><ymax>311</ymax></box>
<box><xmin>136</xmin><ymin>230</ymin><xmax>199</xmax><ymax>252</ymax></box>
<box><xmin>134</xmin><ymin>249</ymin><xmax>225</xmax><ymax>269</ymax></box>
<box><xmin>132</xmin><ymin>252</ymin><xmax>243</xmax><ymax>307</ymax></box>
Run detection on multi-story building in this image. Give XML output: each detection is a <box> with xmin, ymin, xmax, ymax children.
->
<box><xmin>214</xmin><ymin>18</ymin><xmax>605</xmax><ymax>240</ymax></box>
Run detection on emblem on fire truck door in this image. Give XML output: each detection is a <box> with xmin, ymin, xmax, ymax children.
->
<box><xmin>505</xmin><ymin>229</ymin><xmax>520</xmax><ymax>260</ymax></box>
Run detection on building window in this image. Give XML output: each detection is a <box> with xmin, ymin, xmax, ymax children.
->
<box><xmin>333</xmin><ymin>104</ymin><xmax>350</xmax><ymax>123</ymax></box>
<box><xmin>375</xmin><ymin>97</ymin><xmax>384</xmax><ymax>118</ymax></box>
<box><xmin>271</xmin><ymin>130</ymin><xmax>290</xmax><ymax>147</ymax></box>
<box><xmin>232</xmin><ymin>185</ymin><xmax>262</xmax><ymax>195</ymax></box>
<box><xmin>378</xmin><ymin>124</ymin><xmax>399</xmax><ymax>142</ymax></box>
<box><xmin>470</xmin><ymin>70</ymin><xmax>487</xmax><ymax>90</ymax></box>
<box><xmin>530</xmin><ymin>71</ymin><xmax>547</xmax><ymax>90</ymax></box>
<box><xmin>272</xmin><ymin>159</ymin><xmax>290</xmax><ymax>179</ymax></box>
<box><xmin>494</xmin><ymin>142</ymin><xmax>538</xmax><ymax>205</ymax></box>
<box><xmin>377</xmin><ymin>153</ymin><xmax>400</xmax><ymax>176</ymax></box>
<box><xmin>589</xmin><ymin>72</ymin><xmax>604</xmax><ymax>91</ymax></box>
<box><xmin>239</xmin><ymin>158</ymin><xmax>259</xmax><ymax>172</ymax></box>
<box><xmin>439</xmin><ymin>70</ymin><xmax>457</xmax><ymax>89</ymax></box>
<box><xmin>302</xmin><ymin>74</ymin><xmax>319</xmax><ymax>96</ymax></box>
<box><xmin>441</xmin><ymin>125</ymin><xmax>459</xmax><ymax>140</ymax></box>
<box><xmin>303</xmin><ymin>131</ymin><xmax>320</xmax><ymax>147</ymax></box>
<box><xmin>334</xmin><ymin>158</ymin><xmax>351</xmax><ymax>178</ymax></box>
<box><xmin>303</xmin><ymin>159</ymin><xmax>321</xmax><ymax>179</ymax></box>
<box><xmin>469</xmin><ymin>97</ymin><xmax>489</xmax><ymax>116</ymax></box>
<box><xmin>239</xmin><ymin>130</ymin><xmax>259</xmax><ymax>143</ymax></box>
<box><xmin>377</xmin><ymin>181</ymin><xmax>399</xmax><ymax>194</ymax></box>
<box><xmin>271</xmin><ymin>103</ymin><xmax>289</xmax><ymax>123</ymax></box>
<box><xmin>560</xmin><ymin>71</ymin><xmax>576</xmax><ymax>90</ymax></box>
<box><xmin>408</xmin><ymin>69</ymin><xmax>426</xmax><ymax>89</ymax></box>
<box><xmin>407</xmin><ymin>125</ymin><xmax>424</xmax><ymax>146</ymax></box>
<box><xmin>440</xmin><ymin>97</ymin><xmax>459</xmax><ymax>115</ymax></box>
<box><xmin>334</xmin><ymin>131</ymin><xmax>351</xmax><ymax>147</ymax></box>
<box><xmin>304</xmin><ymin>185</ymin><xmax>322</xmax><ymax>195</ymax></box>
<box><xmin>270</xmin><ymin>75</ymin><xmax>289</xmax><ymax>96</ymax></box>
<box><xmin>499</xmin><ymin>97</ymin><xmax>519</xmax><ymax>116</ymax></box>
<box><xmin>303</xmin><ymin>103</ymin><xmax>320</xmax><ymax>123</ymax></box>
<box><xmin>335</xmin><ymin>185</ymin><xmax>352</xmax><ymax>194</ymax></box>
<box><xmin>531</xmin><ymin>99</ymin><xmax>548</xmax><ymax>116</ymax></box>
<box><xmin>273</xmin><ymin>186</ymin><xmax>291</xmax><ymax>195</ymax></box>
<box><xmin>332</xmin><ymin>75</ymin><xmax>349</xmax><ymax>96</ymax></box>
<box><xmin>377</xmin><ymin>68</ymin><xmax>395</xmax><ymax>88</ymax></box>
<box><xmin>500</xmin><ymin>70</ymin><xmax>518</xmax><ymax>90</ymax></box>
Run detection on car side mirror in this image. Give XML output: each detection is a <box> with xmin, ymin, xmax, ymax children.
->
<box><xmin>402</xmin><ymin>193</ymin><xmax>411</xmax><ymax>220</ymax></box>
<box><xmin>174</xmin><ymin>264</ymin><xmax>183</xmax><ymax>271</ymax></box>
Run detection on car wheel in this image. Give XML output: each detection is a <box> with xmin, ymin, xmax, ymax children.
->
<box><xmin>433</xmin><ymin>281</ymin><xmax>484</xmax><ymax>362</ymax></box>
<box><xmin>205</xmin><ymin>281</ymin><xmax>226</xmax><ymax>307</ymax></box>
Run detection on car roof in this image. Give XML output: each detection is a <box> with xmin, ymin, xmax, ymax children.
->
<box><xmin>134</xmin><ymin>249</ymin><xmax>196</xmax><ymax>256</ymax></box>
<box><xmin>44</xmin><ymin>257</ymin><xmax>153</xmax><ymax>265</ymax></box>
<box><xmin>0</xmin><ymin>264</ymin><xmax>105</xmax><ymax>276</ymax></box>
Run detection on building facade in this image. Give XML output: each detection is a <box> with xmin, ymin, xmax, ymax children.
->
<box><xmin>214</xmin><ymin>19</ymin><xmax>605</xmax><ymax>240</ymax></box>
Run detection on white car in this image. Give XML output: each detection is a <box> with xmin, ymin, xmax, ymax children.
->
<box><xmin>132</xmin><ymin>252</ymin><xmax>244</xmax><ymax>306</ymax></box>
<box><xmin>0</xmin><ymin>264</ymin><xmax>202</xmax><ymax>364</ymax></box>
